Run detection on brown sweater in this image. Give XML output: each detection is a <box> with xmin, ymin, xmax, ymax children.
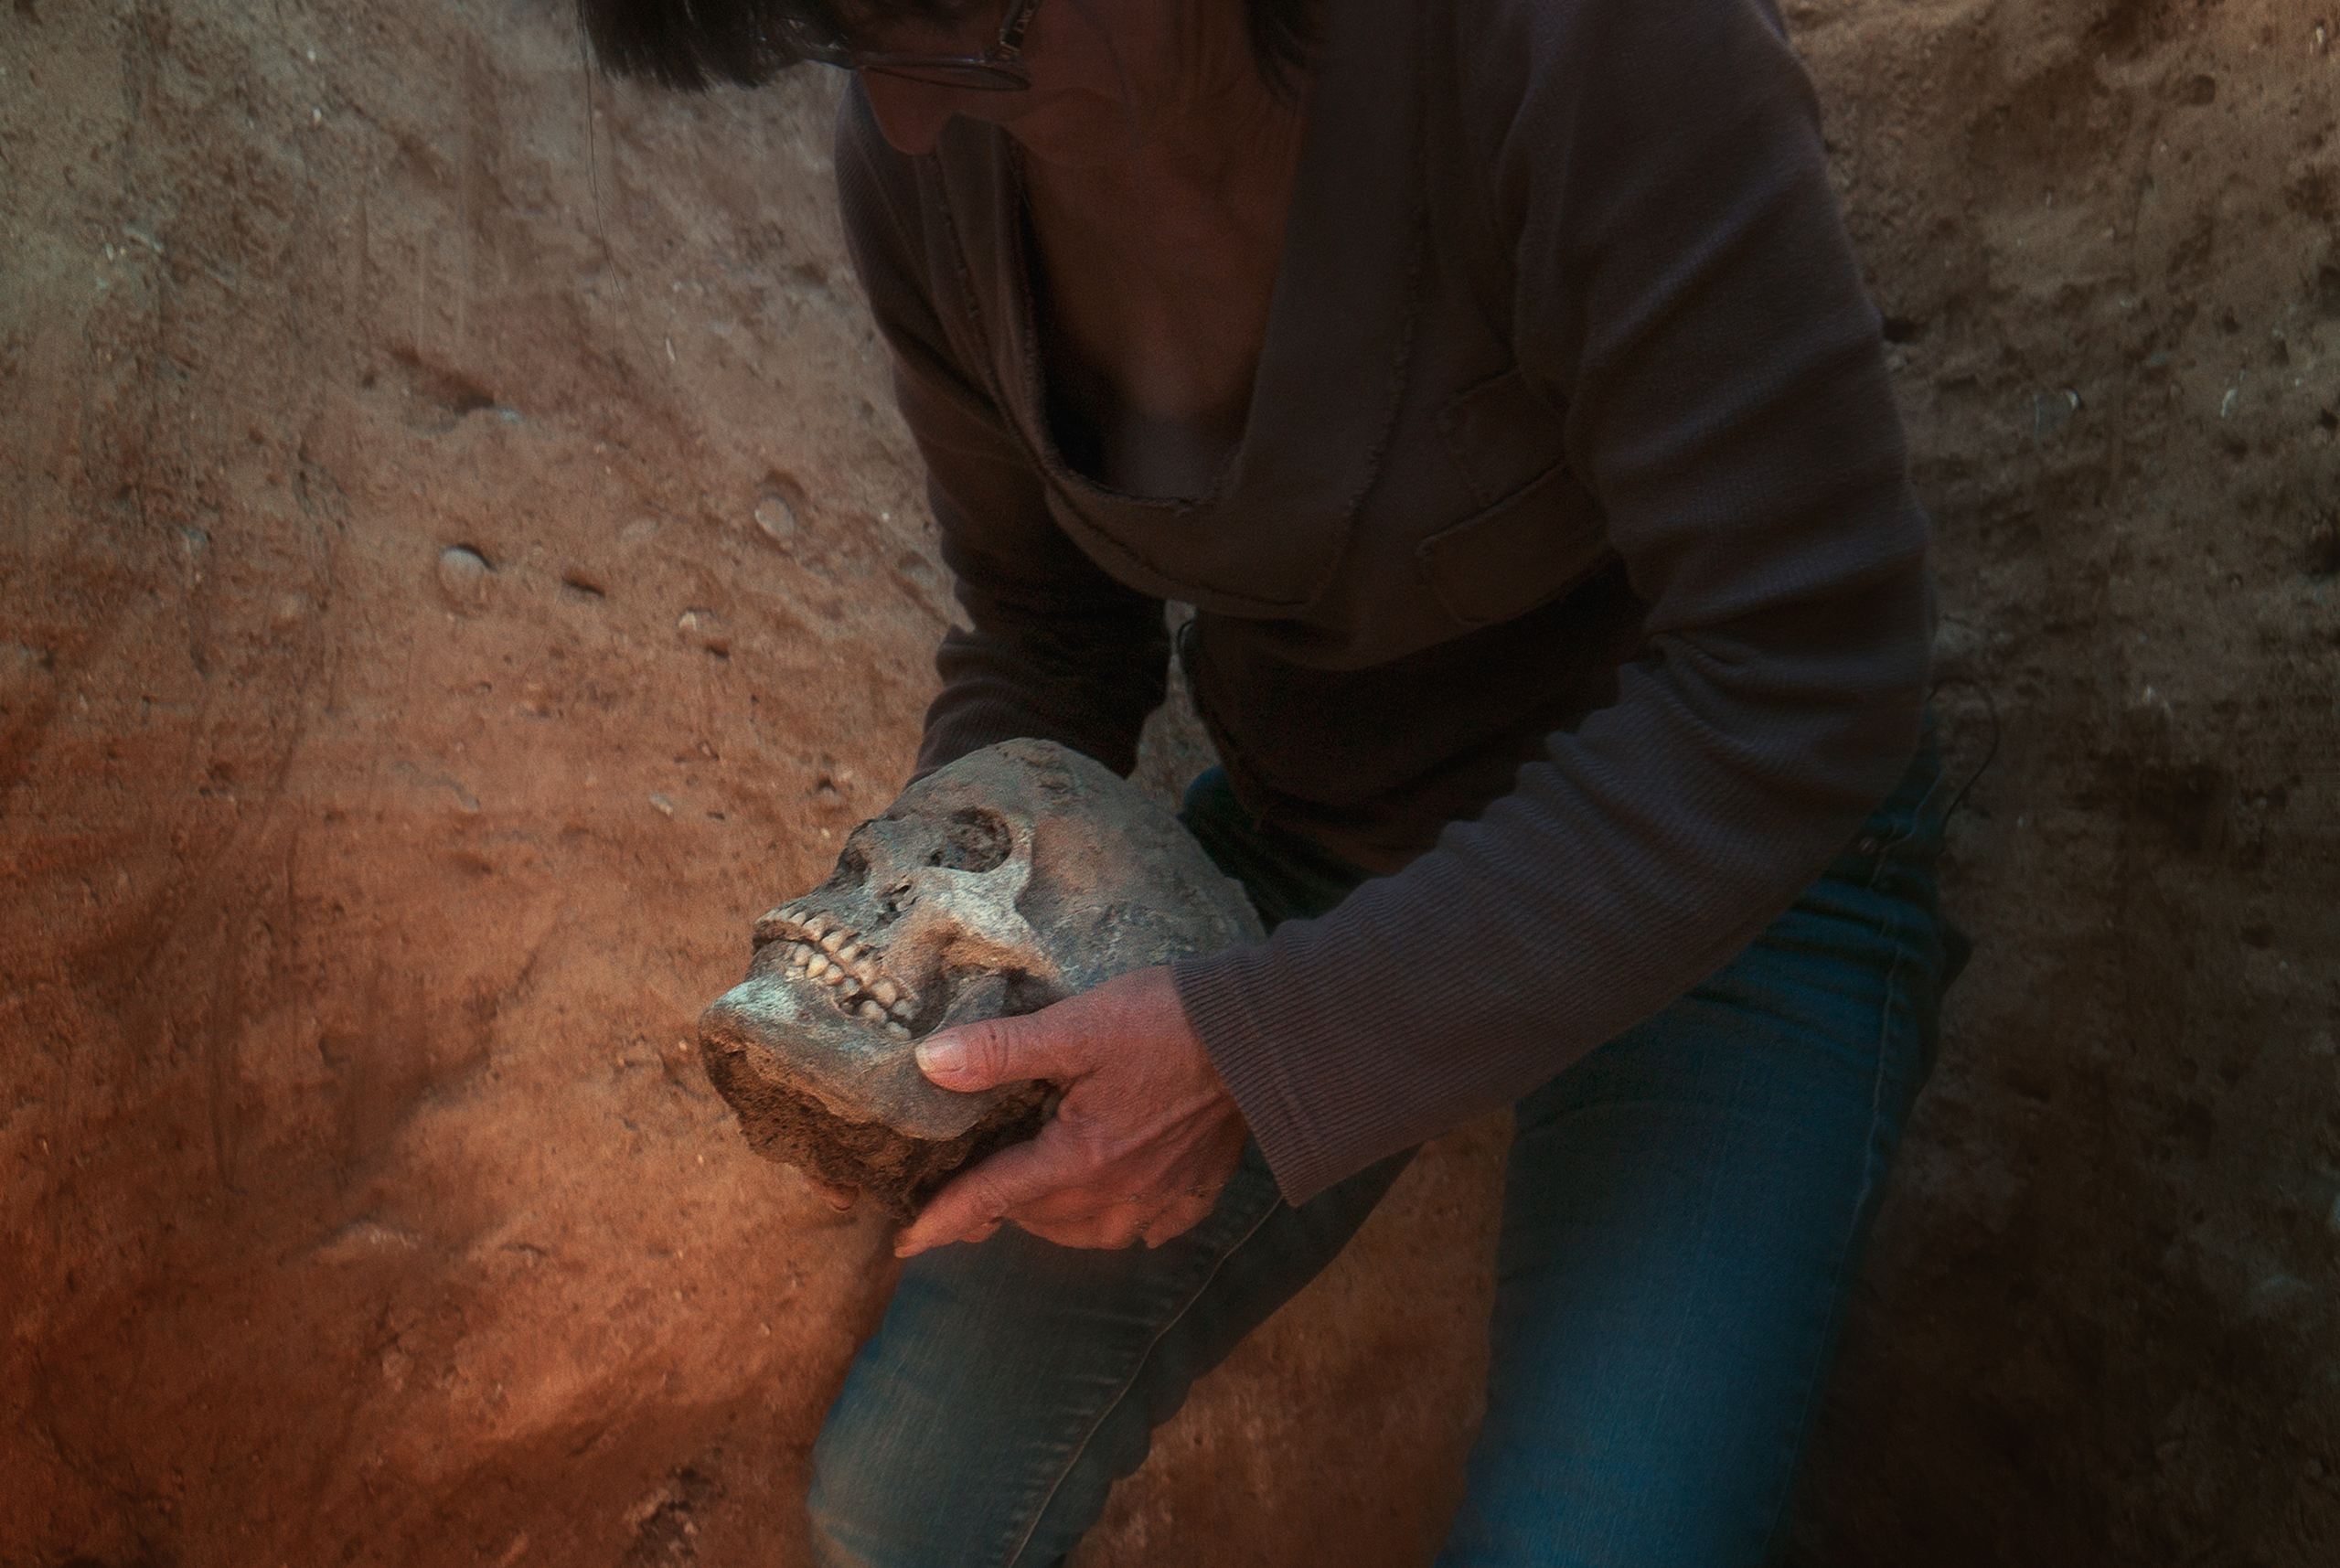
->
<box><xmin>836</xmin><ymin>0</ymin><xmax>1934</xmax><ymax>1202</ymax></box>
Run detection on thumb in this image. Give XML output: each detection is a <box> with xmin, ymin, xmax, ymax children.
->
<box><xmin>915</xmin><ymin>1013</ymin><xmax>1061</xmax><ymax>1092</ymax></box>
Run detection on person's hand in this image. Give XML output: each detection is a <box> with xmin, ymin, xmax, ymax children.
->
<box><xmin>892</xmin><ymin>966</ymin><xmax>1248</xmax><ymax>1257</ymax></box>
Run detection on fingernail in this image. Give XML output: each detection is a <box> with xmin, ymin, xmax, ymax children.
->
<box><xmin>914</xmin><ymin>1037</ymin><xmax>962</xmax><ymax>1077</ymax></box>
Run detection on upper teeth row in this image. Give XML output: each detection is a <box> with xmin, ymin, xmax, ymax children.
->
<box><xmin>765</xmin><ymin>906</ymin><xmax>918</xmax><ymax>1040</ymax></box>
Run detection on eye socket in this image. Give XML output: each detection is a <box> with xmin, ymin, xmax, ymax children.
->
<box><xmin>924</xmin><ymin>806</ymin><xmax>1011</xmax><ymax>873</ymax></box>
<box><xmin>825</xmin><ymin>842</ymin><xmax>872</xmax><ymax>889</ymax></box>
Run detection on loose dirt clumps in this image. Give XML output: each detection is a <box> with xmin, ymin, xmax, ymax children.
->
<box><xmin>2</xmin><ymin>0</ymin><xmax>2335</xmax><ymax>1565</ymax></box>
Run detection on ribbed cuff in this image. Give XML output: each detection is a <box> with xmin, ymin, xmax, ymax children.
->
<box><xmin>1172</xmin><ymin>946</ymin><xmax>1343</xmax><ymax>1206</ymax></box>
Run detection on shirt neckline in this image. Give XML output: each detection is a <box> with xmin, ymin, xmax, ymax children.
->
<box><xmin>928</xmin><ymin>0</ymin><xmax>1428</xmax><ymax>613</ymax></box>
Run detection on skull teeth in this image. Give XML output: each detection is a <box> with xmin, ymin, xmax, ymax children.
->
<box><xmin>772</xmin><ymin>917</ymin><xmax>920</xmax><ymax>1034</ymax></box>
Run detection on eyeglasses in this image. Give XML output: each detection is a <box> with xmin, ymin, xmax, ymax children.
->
<box><xmin>783</xmin><ymin>0</ymin><xmax>1043</xmax><ymax>91</ymax></box>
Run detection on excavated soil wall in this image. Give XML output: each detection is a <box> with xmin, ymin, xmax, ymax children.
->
<box><xmin>2</xmin><ymin>0</ymin><xmax>2335</xmax><ymax>1563</ymax></box>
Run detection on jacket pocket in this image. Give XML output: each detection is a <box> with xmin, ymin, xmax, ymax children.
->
<box><xmin>1416</xmin><ymin>462</ymin><xmax>1611</xmax><ymax>629</ymax></box>
<box><xmin>1437</xmin><ymin>365</ymin><xmax>1569</xmax><ymax>509</ymax></box>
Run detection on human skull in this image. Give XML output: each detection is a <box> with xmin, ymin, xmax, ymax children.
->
<box><xmin>699</xmin><ymin>739</ymin><xmax>1265</xmax><ymax>1219</ymax></box>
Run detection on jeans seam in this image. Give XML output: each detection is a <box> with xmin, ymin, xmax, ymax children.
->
<box><xmin>997</xmin><ymin>1195</ymin><xmax>1287</xmax><ymax>1568</ymax></box>
<box><xmin>1756</xmin><ymin>924</ymin><xmax>1909</xmax><ymax>1562</ymax></box>
<box><xmin>1866</xmin><ymin>763</ymin><xmax>1950</xmax><ymax>891</ymax></box>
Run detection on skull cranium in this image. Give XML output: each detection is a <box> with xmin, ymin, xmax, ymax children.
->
<box><xmin>699</xmin><ymin>739</ymin><xmax>1265</xmax><ymax>1219</ymax></box>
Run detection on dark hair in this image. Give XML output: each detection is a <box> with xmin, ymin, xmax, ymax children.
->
<box><xmin>577</xmin><ymin>0</ymin><xmax>1315</xmax><ymax>98</ymax></box>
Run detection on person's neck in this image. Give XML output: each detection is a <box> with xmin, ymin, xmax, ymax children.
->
<box><xmin>1020</xmin><ymin>61</ymin><xmax>1309</xmax><ymax>269</ymax></box>
<box><xmin>1013</xmin><ymin>5</ymin><xmax>1309</xmax><ymax>203</ymax></box>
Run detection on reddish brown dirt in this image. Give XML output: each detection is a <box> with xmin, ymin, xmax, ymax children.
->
<box><xmin>2</xmin><ymin>1</ymin><xmax>2335</xmax><ymax>1565</ymax></box>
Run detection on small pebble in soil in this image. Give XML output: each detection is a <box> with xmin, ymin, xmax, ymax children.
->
<box><xmin>437</xmin><ymin>546</ymin><xmax>491</xmax><ymax>606</ymax></box>
<box><xmin>754</xmin><ymin>493</ymin><xmax>797</xmax><ymax>549</ymax></box>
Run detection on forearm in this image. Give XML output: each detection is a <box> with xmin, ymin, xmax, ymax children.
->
<box><xmin>1177</xmin><ymin>564</ymin><xmax>1931</xmax><ymax>1204</ymax></box>
<box><xmin>913</xmin><ymin>491</ymin><xmax>1171</xmax><ymax>781</ymax></box>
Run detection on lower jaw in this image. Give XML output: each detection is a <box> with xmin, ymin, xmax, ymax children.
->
<box><xmin>703</xmin><ymin>1051</ymin><xmax>1053</xmax><ymax>1222</ymax></box>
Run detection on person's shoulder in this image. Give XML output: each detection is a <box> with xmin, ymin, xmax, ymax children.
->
<box><xmin>1439</xmin><ymin>0</ymin><xmax>1791</xmax><ymax>48</ymax></box>
<box><xmin>1432</xmin><ymin>0</ymin><xmax>1809</xmax><ymax>153</ymax></box>
<box><xmin>1436</xmin><ymin>0</ymin><xmax>1797</xmax><ymax>96</ymax></box>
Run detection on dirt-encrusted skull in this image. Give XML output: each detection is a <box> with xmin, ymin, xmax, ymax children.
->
<box><xmin>699</xmin><ymin>739</ymin><xmax>1266</xmax><ymax>1220</ymax></box>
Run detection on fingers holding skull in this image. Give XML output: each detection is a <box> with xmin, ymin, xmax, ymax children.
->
<box><xmin>924</xmin><ymin>1157</ymin><xmax>1226</xmax><ymax>1253</ymax></box>
<box><xmin>703</xmin><ymin>742</ymin><xmax>1267</xmax><ymax>1232</ymax></box>
<box><xmin>893</xmin><ymin>967</ymin><xmax>1249</xmax><ymax>1258</ymax></box>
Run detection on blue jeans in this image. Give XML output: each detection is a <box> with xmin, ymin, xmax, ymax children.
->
<box><xmin>808</xmin><ymin>746</ymin><xmax>1950</xmax><ymax>1567</ymax></box>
